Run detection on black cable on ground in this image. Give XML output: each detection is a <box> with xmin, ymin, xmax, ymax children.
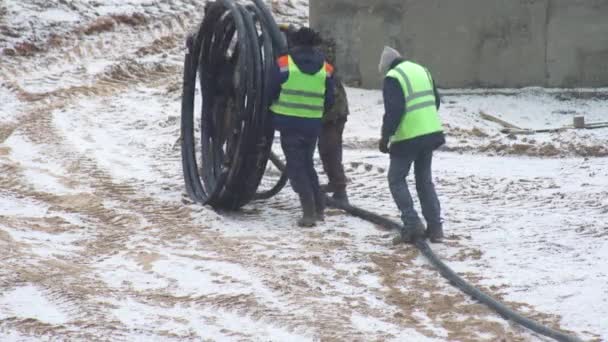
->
<box><xmin>253</xmin><ymin>152</ymin><xmax>289</xmax><ymax>200</ymax></box>
<box><xmin>181</xmin><ymin>1</ymin><xmax>583</xmax><ymax>341</ymax></box>
<box><xmin>328</xmin><ymin>199</ymin><xmax>582</xmax><ymax>342</ymax></box>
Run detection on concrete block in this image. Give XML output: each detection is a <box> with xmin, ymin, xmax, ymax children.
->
<box><xmin>547</xmin><ymin>0</ymin><xmax>608</xmax><ymax>87</ymax></box>
<box><xmin>396</xmin><ymin>0</ymin><xmax>548</xmax><ymax>88</ymax></box>
<box><xmin>310</xmin><ymin>0</ymin><xmax>608</xmax><ymax>88</ymax></box>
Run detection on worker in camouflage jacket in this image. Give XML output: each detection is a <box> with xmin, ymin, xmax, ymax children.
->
<box><xmin>317</xmin><ymin>36</ymin><xmax>350</xmax><ymax>205</ymax></box>
<box><xmin>269</xmin><ymin>27</ymin><xmax>335</xmax><ymax>227</ymax></box>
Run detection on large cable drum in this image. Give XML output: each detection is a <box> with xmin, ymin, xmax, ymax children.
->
<box><xmin>181</xmin><ymin>0</ymin><xmax>287</xmax><ymax>209</ymax></box>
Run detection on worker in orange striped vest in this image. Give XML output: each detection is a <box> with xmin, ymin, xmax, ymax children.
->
<box><xmin>279</xmin><ymin>24</ymin><xmax>351</xmax><ymax>206</ymax></box>
<box><xmin>269</xmin><ymin>27</ymin><xmax>335</xmax><ymax>227</ymax></box>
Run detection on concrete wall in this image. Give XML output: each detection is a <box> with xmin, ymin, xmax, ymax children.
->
<box><xmin>310</xmin><ymin>0</ymin><xmax>608</xmax><ymax>88</ymax></box>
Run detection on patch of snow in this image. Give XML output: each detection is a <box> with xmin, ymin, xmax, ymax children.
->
<box><xmin>151</xmin><ymin>251</ymin><xmax>286</xmax><ymax>307</ymax></box>
<box><xmin>0</xmin><ymin>195</ymin><xmax>49</xmax><ymax>218</ymax></box>
<box><xmin>0</xmin><ymin>0</ymin><xmax>202</xmax><ymax>53</ymax></box>
<box><xmin>52</xmin><ymin>91</ymin><xmax>166</xmax><ymax>186</ymax></box>
<box><xmin>36</xmin><ymin>9</ymin><xmax>82</xmax><ymax>23</ymax></box>
<box><xmin>411</xmin><ymin>310</ymin><xmax>450</xmax><ymax>339</ymax></box>
<box><xmin>0</xmin><ymin>88</ymin><xmax>21</xmax><ymax>124</ymax></box>
<box><xmin>0</xmin><ymin>285</ymin><xmax>69</xmax><ymax>325</ymax></box>
<box><xmin>0</xmin><ymin>331</ymin><xmax>38</xmax><ymax>342</ymax></box>
<box><xmin>6</xmin><ymin>228</ymin><xmax>83</xmax><ymax>258</ymax></box>
<box><xmin>111</xmin><ymin>298</ymin><xmax>313</xmax><ymax>341</ymax></box>
<box><xmin>442</xmin><ymin>88</ymin><xmax>608</xmax><ymax>130</ymax></box>
<box><xmin>351</xmin><ymin>312</ymin><xmax>441</xmax><ymax>341</ymax></box>
<box><xmin>6</xmin><ymin>134</ymin><xmax>87</xmax><ymax>194</ymax></box>
<box><xmin>97</xmin><ymin>254</ymin><xmax>171</xmax><ymax>291</ymax></box>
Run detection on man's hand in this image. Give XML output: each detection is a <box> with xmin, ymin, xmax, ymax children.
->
<box><xmin>378</xmin><ymin>137</ymin><xmax>389</xmax><ymax>154</ymax></box>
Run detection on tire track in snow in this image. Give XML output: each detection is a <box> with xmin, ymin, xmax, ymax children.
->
<box><xmin>0</xmin><ymin>158</ymin><xmax>142</xmax><ymax>338</ymax></box>
<box><xmin>2</xmin><ymin>6</ymin><xmax>314</xmax><ymax>338</ymax></box>
<box><xmin>0</xmin><ymin>10</ymin><xmax>199</xmax><ymax>339</ymax></box>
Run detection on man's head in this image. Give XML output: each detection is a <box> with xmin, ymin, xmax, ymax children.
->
<box><xmin>378</xmin><ymin>46</ymin><xmax>402</xmax><ymax>75</ymax></box>
<box><xmin>289</xmin><ymin>27</ymin><xmax>323</xmax><ymax>47</ymax></box>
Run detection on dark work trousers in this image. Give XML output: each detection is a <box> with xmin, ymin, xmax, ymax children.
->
<box><xmin>388</xmin><ymin>149</ymin><xmax>442</xmax><ymax>230</ymax></box>
<box><xmin>318</xmin><ymin>118</ymin><xmax>347</xmax><ymax>191</ymax></box>
<box><xmin>280</xmin><ymin>129</ymin><xmax>322</xmax><ymax>208</ymax></box>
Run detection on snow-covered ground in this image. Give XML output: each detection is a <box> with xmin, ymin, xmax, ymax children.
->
<box><xmin>1</xmin><ymin>0</ymin><xmax>607</xmax><ymax>341</ymax></box>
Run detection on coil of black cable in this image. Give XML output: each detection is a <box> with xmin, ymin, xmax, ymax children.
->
<box><xmin>181</xmin><ymin>0</ymin><xmax>286</xmax><ymax>209</ymax></box>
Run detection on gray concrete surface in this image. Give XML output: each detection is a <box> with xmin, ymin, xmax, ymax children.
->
<box><xmin>310</xmin><ymin>0</ymin><xmax>608</xmax><ymax>88</ymax></box>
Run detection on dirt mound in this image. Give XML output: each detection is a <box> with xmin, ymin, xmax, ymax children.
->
<box><xmin>82</xmin><ymin>13</ymin><xmax>147</xmax><ymax>35</ymax></box>
<box><xmin>345</xmin><ymin>133</ymin><xmax>608</xmax><ymax>158</ymax></box>
<box><xmin>441</xmin><ymin>123</ymin><xmax>608</xmax><ymax>158</ymax></box>
<box><xmin>473</xmin><ymin>137</ymin><xmax>608</xmax><ymax>158</ymax></box>
<box><xmin>3</xmin><ymin>41</ymin><xmax>43</xmax><ymax>57</ymax></box>
<box><xmin>568</xmin><ymin>143</ymin><xmax>608</xmax><ymax>157</ymax></box>
<box><xmin>445</xmin><ymin>125</ymin><xmax>491</xmax><ymax>138</ymax></box>
<box><xmin>102</xmin><ymin>60</ymin><xmax>174</xmax><ymax>81</ymax></box>
<box><xmin>135</xmin><ymin>36</ymin><xmax>178</xmax><ymax>57</ymax></box>
<box><xmin>111</xmin><ymin>13</ymin><xmax>148</xmax><ymax>27</ymax></box>
<box><xmin>2</xmin><ymin>12</ymin><xmax>150</xmax><ymax>57</ymax></box>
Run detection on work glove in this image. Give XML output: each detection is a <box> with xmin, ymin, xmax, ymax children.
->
<box><xmin>378</xmin><ymin>137</ymin><xmax>389</xmax><ymax>154</ymax></box>
<box><xmin>185</xmin><ymin>33</ymin><xmax>194</xmax><ymax>51</ymax></box>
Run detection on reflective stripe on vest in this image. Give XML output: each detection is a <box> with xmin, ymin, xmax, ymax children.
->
<box><xmin>387</xmin><ymin>61</ymin><xmax>442</xmax><ymax>142</ymax></box>
<box><xmin>270</xmin><ymin>56</ymin><xmax>327</xmax><ymax>119</ymax></box>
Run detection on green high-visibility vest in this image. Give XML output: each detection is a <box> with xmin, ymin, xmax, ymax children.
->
<box><xmin>270</xmin><ymin>56</ymin><xmax>327</xmax><ymax>119</ymax></box>
<box><xmin>386</xmin><ymin>61</ymin><xmax>443</xmax><ymax>142</ymax></box>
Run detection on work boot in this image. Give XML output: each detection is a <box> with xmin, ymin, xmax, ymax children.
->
<box><xmin>297</xmin><ymin>194</ymin><xmax>316</xmax><ymax>227</ymax></box>
<box><xmin>393</xmin><ymin>222</ymin><xmax>426</xmax><ymax>245</ymax></box>
<box><xmin>392</xmin><ymin>230</ymin><xmax>413</xmax><ymax>245</ymax></box>
<box><xmin>412</xmin><ymin>222</ymin><xmax>426</xmax><ymax>238</ymax></box>
<box><xmin>314</xmin><ymin>192</ymin><xmax>325</xmax><ymax>222</ymax></box>
<box><xmin>320</xmin><ymin>183</ymin><xmax>335</xmax><ymax>193</ymax></box>
<box><xmin>426</xmin><ymin>224</ymin><xmax>444</xmax><ymax>243</ymax></box>
<box><xmin>332</xmin><ymin>188</ymin><xmax>349</xmax><ymax>206</ymax></box>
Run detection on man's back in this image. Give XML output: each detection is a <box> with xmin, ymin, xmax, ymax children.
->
<box><xmin>269</xmin><ymin>45</ymin><xmax>335</xmax><ymax>135</ymax></box>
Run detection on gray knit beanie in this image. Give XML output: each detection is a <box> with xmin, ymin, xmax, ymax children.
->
<box><xmin>378</xmin><ymin>46</ymin><xmax>402</xmax><ymax>75</ymax></box>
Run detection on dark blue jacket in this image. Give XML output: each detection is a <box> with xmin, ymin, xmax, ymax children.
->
<box><xmin>381</xmin><ymin>58</ymin><xmax>445</xmax><ymax>156</ymax></box>
<box><xmin>269</xmin><ymin>46</ymin><xmax>335</xmax><ymax>136</ymax></box>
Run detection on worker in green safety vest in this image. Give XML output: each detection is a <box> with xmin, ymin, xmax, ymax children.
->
<box><xmin>377</xmin><ymin>46</ymin><xmax>446</xmax><ymax>243</ymax></box>
<box><xmin>279</xmin><ymin>24</ymin><xmax>351</xmax><ymax>206</ymax></box>
<box><xmin>269</xmin><ymin>27</ymin><xmax>335</xmax><ymax>227</ymax></box>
